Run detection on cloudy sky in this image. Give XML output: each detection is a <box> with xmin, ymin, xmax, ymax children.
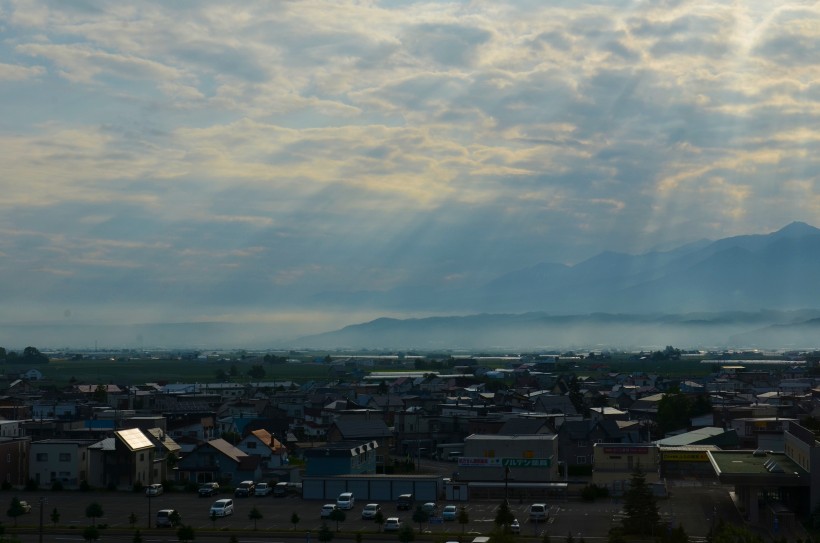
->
<box><xmin>2</xmin><ymin>0</ymin><xmax>820</xmax><ymax>341</ymax></box>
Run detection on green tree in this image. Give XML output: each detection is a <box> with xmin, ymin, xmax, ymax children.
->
<box><xmin>248</xmin><ymin>365</ymin><xmax>266</xmax><ymax>380</ymax></box>
<box><xmin>657</xmin><ymin>393</ymin><xmax>692</xmax><ymax>435</ymax></box>
<box><xmin>667</xmin><ymin>524</ymin><xmax>688</xmax><ymax>543</ymax></box>
<box><xmin>328</xmin><ymin>508</ymin><xmax>346</xmax><ymax>532</ymax></box>
<box><xmin>412</xmin><ymin>506</ymin><xmax>429</xmax><ymax>532</ymax></box>
<box><xmin>621</xmin><ymin>463</ymin><xmax>659</xmax><ymax>536</ymax></box>
<box><xmin>22</xmin><ymin>346</ymin><xmax>48</xmax><ymax>364</ymax></box>
<box><xmin>177</xmin><ymin>525</ymin><xmax>195</xmax><ymax>543</ymax></box>
<box><xmin>709</xmin><ymin>520</ymin><xmax>764</xmax><ymax>543</ymax></box>
<box><xmin>458</xmin><ymin>506</ymin><xmax>469</xmax><ymax>533</ymax></box>
<box><xmin>318</xmin><ymin>523</ymin><xmax>334</xmax><ymax>543</ymax></box>
<box><xmin>291</xmin><ymin>512</ymin><xmax>300</xmax><ymax>530</ymax></box>
<box><xmin>86</xmin><ymin>502</ymin><xmax>104</xmax><ymax>526</ymax></box>
<box><xmin>7</xmin><ymin>497</ymin><xmax>25</xmax><ymax>526</ymax></box>
<box><xmin>488</xmin><ymin>527</ymin><xmax>516</xmax><ymax>543</ymax></box>
<box><xmin>51</xmin><ymin>507</ymin><xmax>61</xmax><ymax>527</ymax></box>
<box><xmin>494</xmin><ymin>500</ymin><xmax>515</xmax><ymax>529</ymax></box>
<box><xmin>398</xmin><ymin>523</ymin><xmax>415</xmax><ymax>543</ymax></box>
<box><xmin>374</xmin><ymin>510</ymin><xmax>385</xmax><ymax>531</ymax></box>
<box><xmin>92</xmin><ymin>384</ymin><xmax>108</xmax><ymax>403</ymax></box>
<box><xmin>169</xmin><ymin>510</ymin><xmax>182</xmax><ymax>528</ymax></box>
<box><xmin>248</xmin><ymin>507</ymin><xmax>263</xmax><ymax>530</ymax></box>
<box><xmin>568</xmin><ymin>376</ymin><xmax>585</xmax><ymax>414</ymax></box>
<box><xmin>82</xmin><ymin>525</ymin><xmax>100</xmax><ymax>542</ymax></box>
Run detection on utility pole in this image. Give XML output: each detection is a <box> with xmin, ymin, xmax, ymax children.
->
<box><xmin>38</xmin><ymin>496</ymin><xmax>46</xmax><ymax>543</ymax></box>
<box><xmin>504</xmin><ymin>465</ymin><xmax>510</xmax><ymax>503</ymax></box>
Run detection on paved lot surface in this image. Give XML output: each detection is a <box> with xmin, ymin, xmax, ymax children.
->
<box><xmin>0</xmin><ymin>480</ymin><xmax>741</xmax><ymax>542</ymax></box>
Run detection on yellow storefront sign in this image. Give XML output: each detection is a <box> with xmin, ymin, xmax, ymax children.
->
<box><xmin>663</xmin><ymin>451</ymin><xmax>709</xmax><ymax>462</ymax></box>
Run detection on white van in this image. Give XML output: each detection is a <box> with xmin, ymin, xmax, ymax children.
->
<box><xmin>529</xmin><ymin>503</ymin><xmax>548</xmax><ymax>521</ymax></box>
<box><xmin>337</xmin><ymin>492</ymin><xmax>355</xmax><ymax>509</ymax></box>
<box><xmin>210</xmin><ymin>498</ymin><xmax>234</xmax><ymax>517</ymax></box>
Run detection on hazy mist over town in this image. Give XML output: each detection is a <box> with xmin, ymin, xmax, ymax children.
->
<box><xmin>3</xmin><ymin>2</ymin><xmax>820</xmax><ymax>351</ymax></box>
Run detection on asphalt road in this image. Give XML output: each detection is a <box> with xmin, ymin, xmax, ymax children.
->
<box><xmin>0</xmin><ymin>480</ymin><xmax>741</xmax><ymax>542</ymax></box>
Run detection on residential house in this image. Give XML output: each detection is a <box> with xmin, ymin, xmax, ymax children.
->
<box><xmin>237</xmin><ymin>429</ymin><xmax>287</xmax><ymax>470</ymax></box>
<box><xmin>91</xmin><ymin>428</ymin><xmax>156</xmax><ymax>490</ymax></box>
<box><xmin>557</xmin><ymin>419</ymin><xmax>633</xmax><ymax>471</ymax></box>
<box><xmin>327</xmin><ymin>414</ymin><xmax>393</xmax><ymax>472</ymax></box>
<box><xmin>0</xmin><ymin>436</ymin><xmax>30</xmax><ymax>487</ymax></box>
<box><xmin>303</xmin><ymin>440</ymin><xmax>378</xmax><ymax>476</ymax></box>
<box><xmin>30</xmin><ymin>439</ymin><xmax>95</xmax><ymax>489</ymax></box>
<box><xmin>146</xmin><ymin>428</ymin><xmax>181</xmax><ymax>483</ymax></box>
<box><xmin>175</xmin><ymin>438</ymin><xmax>261</xmax><ymax>486</ymax></box>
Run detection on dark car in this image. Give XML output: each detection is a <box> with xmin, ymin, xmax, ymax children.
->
<box><xmin>397</xmin><ymin>493</ymin><xmax>414</xmax><ymax>511</ymax></box>
<box><xmin>198</xmin><ymin>482</ymin><xmax>219</xmax><ymax>497</ymax></box>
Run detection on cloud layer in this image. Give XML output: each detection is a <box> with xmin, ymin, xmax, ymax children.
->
<box><xmin>2</xmin><ymin>0</ymin><xmax>820</xmax><ymax>344</ymax></box>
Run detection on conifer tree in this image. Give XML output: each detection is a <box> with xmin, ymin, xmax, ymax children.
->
<box><xmin>621</xmin><ymin>463</ymin><xmax>660</xmax><ymax>536</ymax></box>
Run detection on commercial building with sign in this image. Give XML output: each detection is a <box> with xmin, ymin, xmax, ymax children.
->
<box><xmin>592</xmin><ymin>443</ymin><xmax>661</xmax><ymax>492</ymax></box>
<box><xmin>459</xmin><ymin>433</ymin><xmax>558</xmax><ymax>483</ymax></box>
<box><xmin>659</xmin><ymin>445</ymin><xmax>718</xmax><ymax>479</ymax></box>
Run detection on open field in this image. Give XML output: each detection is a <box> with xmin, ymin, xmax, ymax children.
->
<box><xmin>12</xmin><ymin>359</ymin><xmax>334</xmax><ymax>387</ymax></box>
<box><xmin>7</xmin><ymin>350</ymin><xmax>789</xmax><ymax>386</ymax></box>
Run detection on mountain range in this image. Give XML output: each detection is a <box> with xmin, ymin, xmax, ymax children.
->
<box><xmin>8</xmin><ymin>222</ymin><xmax>820</xmax><ymax>351</ymax></box>
<box><xmin>291</xmin><ymin>222</ymin><xmax>820</xmax><ymax>350</ymax></box>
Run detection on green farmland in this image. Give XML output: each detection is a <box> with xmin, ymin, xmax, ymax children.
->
<box><xmin>22</xmin><ymin>358</ymin><xmax>334</xmax><ymax>386</ymax></box>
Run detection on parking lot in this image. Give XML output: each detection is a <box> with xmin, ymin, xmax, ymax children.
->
<box><xmin>0</xmin><ymin>480</ymin><xmax>740</xmax><ymax>540</ymax></box>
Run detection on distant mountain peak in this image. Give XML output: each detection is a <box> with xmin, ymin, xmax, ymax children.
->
<box><xmin>773</xmin><ymin>221</ymin><xmax>820</xmax><ymax>238</ymax></box>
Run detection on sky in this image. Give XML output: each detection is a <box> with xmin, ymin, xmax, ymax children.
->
<box><xmin>2</xmin><ymin>1</ymin><xmax>820</xmax><ymax>342</ymax></box>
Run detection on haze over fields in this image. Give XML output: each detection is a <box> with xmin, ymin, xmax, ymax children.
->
<box><xmin>2</xmin><ymin>2</ymin><xmax>820</xmax><ymax>349</ymax></box>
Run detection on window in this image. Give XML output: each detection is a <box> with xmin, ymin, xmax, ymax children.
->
<box><xmin>576</xmin><ymin>456</ymin><xmax>587</xmax><ymax>464</ymax></box>
<box><xmin>139</xmin><ymin>453</ymin><xmax>144</xmax><ymax>461</ymax></box>
<box><xmin>576</xmin><ymin>441</ymin><xmax>588</xmax><ymax>448</ymax></box>
<box><xmin>59</xmin><ymin>453</ymin><xmax>71</xmax><ymax>462</ymax></box>
<box><xmin>36</xmin><ymin>453</ymin><xmax>48</xmax><ymax>462</ymax></box>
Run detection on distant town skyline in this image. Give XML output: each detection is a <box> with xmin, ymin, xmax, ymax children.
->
<box><xmin>2</xmin><ymin>2</ymin><xmax>819</xmax><ymax>340</ymax></box>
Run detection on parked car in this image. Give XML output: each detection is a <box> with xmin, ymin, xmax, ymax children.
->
<box><xmin>235</xmin><ymin>480</ymin><xmax>255</xmax><ymax>497</ymax></box>
<box><xmin>198</xmin><ymin>482</ymin><xmax>219</xmax><ymax>497</ymax></box>
<box><xmin>529</xmin><ymin>503</ymin><xmax>548</xmax><ymax>521</ymax></box>
<box><xmin>320</xmin><ymin>504</ymin><xmax>338</xmax><ymax>518</ymax></box>
<box><xmin>361</xmin><ymin>503</ymin><xmax>381</xmax><ymax>519</ymax></box>
<box><xmin>397</xmin><ymin>493</ymin><xmax>414</xmax><ymax>510</ymax></box>
<box><xmin>19</xmin><ymin>501</ymin><xmax>31</xmax><ymax>513</ymax></box>
<box><xmin>273</xmin><ymin>482</ymin><xmax>289</xmax><ymax>497</ymax></box>
<box><xmin>422</xmin><ymin>502</ymin><xmax>437</xmax><ymax>515</ymax></box>
<box><xmin>145</xmin><ymin>483</ymin><xmax>164</xmax><ymax>496</ymax></box>
<box><xmin>255</xmin><ymin>482</ymin><xmax>272</xmax><ymax>496</ymax></box>
<box><xmin>210</xmin><ymin>499</ymin><xmax>234</xmax><ymax>517</ymax></box>
<box><xmin>337</xmin><ymin>492</ymin><xmax>355</xmax><ymax>510</ymax></box>
<box><xmin>156</xmin><ymin>509</ymin><xmax>178</xmax><ymax>527</ymax></box>
<box><xmin>442</xmin><ymin>505</ymin><xmax>457</xmax><ymax>521</ymax></box>
<box><xmin>384</xmin><ymin>517</ymin><xmax>401</xmax><ymax>531</ymax></box>
<box><xmin>510</xmin><ymin>519</ymin><xmax>521</xmax><ymax>533</ymax></box>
